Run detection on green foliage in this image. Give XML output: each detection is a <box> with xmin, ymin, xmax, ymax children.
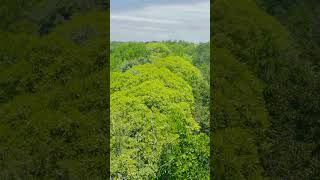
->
<box><xmin>154</xmin><ymin>56</ymin><xmax>210</xmax><ymax>132</ymax></box>
<box><xmin>111</xmin><ymin>42</ymin><xmax>151</xmax><ymax>71</ymax></box>
<box><xmin>212</xmin><ymin>128</ymin><xmax>264</xmax><ymax>180</ymax></box>
<box><xmin>146</xmin><ymin>42</ymin><xmax>171</xmax><ymax>59</ymax></box>
<box><xmin>193</xmin><ymin>42</ymin><xmax>210</xmax><ymax>81</ymax></box>
<box><xmin>0</xmin><ymin>0</ymin><xmax>107</xmax><ymax>34</ymax></box>
<box><xmin>213</xmin><ymin>0</ymin><xmax>295</xmax><ymax>80</ymax></box>
<box><xmin>212</xmin><ymin>0</ymin><xmax>320</xmax><ymax>179</ymax></box>
<box><xmin>211</xmin><ymin>48</ymin><xmax>269</xmax><ymax>179</ymax></box>
<box><xmin>0</xmin><ymin>7</ymin><xmax>108</xmax><ymax>179</ymax></box>
<box><xmin>110</xmin><ymin>42</ymin><xmax>209</xmax><ymax>179</ymax></box>
<box><xmin>212</xmin><ymin>48</ymin><xmax>269</xmax><ymax>130</ymax></box>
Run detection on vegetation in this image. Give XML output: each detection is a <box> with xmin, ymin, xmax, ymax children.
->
<box><xmin>212</xmin><ymin>0</ymin><xmax>320</xmax><ymax>179</ymax></box>
<box><xmin>0</xmin><ymin>1</ymin><xmax>108</xmax><ymax>179</ymax></box>
<box><xmin>1</xmin><ymin>0</ymin><xmax>319</xmax><ymax>179</ymax></box>
<box><xmin>110</xmin><ymin>41</ymin><xmax>210</xmax><ymax>179</ymax></box>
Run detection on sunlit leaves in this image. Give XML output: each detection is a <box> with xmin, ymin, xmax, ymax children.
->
<box><xmin>110</xmin><ymin>46</ymin><xmax>209</xmax><ymax>179</ymax></box>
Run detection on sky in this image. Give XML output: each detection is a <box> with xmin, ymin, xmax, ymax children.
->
<box><xmin>111</xmin><ymin>0</ymin><xmax>210</xmax><ymax>42</ymax></box>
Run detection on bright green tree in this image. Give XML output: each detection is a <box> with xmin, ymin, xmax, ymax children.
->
<box><xmin>110</xmin><ymin>56</ymin><xmax>209</xmax><ymax>179</ymax></box>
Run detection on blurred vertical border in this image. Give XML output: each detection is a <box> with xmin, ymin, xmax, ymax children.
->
<box><xmin>0</xmin><ymin>0</ymin><xmax>110</xmax><ymax>179</ymax></box>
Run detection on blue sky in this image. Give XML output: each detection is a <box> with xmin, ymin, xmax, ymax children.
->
<box><xmin>111</xmin><ymin>0</ymin><xmax>210</xmax><ymax>42</ymax></box>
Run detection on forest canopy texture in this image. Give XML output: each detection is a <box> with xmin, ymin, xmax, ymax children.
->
<box><xmin>0</xmin><ymin>0</ymin><xmax>319</xmax><ymax>179</ymax></box>
<box><xmin>110</xmin><ymin>41</ymin><xmax>210</xmax><ymax>179</ymax></box>
<box><xmin>0</xmin><ymin>0</ymin><xmax>108</xmax><ymax>179</ymax></box>
<box><xmin>211</xmin><ymin>0</ymin><xmax>320</xmax><ymax>179</ymax></box>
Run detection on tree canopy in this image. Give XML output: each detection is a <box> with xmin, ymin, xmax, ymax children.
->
<box><xmin>0</xmin><ymin>2</ymin><xmax>108</xmax><ymax>178</ymax></box>
<box><xmin>110</xmin><ymin>42</ymin><xmax>210</xmax><ymax>179</ymax></box>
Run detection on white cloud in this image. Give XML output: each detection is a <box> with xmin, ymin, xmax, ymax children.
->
<box><xmin>111</xmin><ymin>15</ymin><xmax>181</xmax><ymax>24</ymax></box>
<box><xmin>111</xmin><ymin>1</ymin><xmax>210</xmax><ymax>42</ymax></box>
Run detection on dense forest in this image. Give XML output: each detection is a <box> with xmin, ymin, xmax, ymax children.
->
<box><xmin>110</xmin><ymin>41</ymin><xmax>210</xmax><ymax>179</ymax></box>
<box><xmin>212</xmin><ymin>0</ymin><xmax>320</xmax><ymax>179</ymax></box>
<box><xmin>0</xmin><ymin>0</ymin><xmax>108</xmax><ymax>179</ymax></box>
<box><xmin>0</xmin><ymin>0</ymin><xmax>319</xmax><ymax>179</ymax></box>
